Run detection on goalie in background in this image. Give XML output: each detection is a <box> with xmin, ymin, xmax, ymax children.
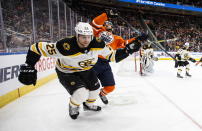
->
<box><xmin>174</xmin><ymin>42</ymin><xmax>196</xmax><ymax>78</ymax></box>
<box><xmin>140</xmin><ymin>42</ymin><xmax>158</xmax><ymax>75</ymax></box>
<box><xmin>91</xmin><ymin>11</ymin><xmax>147</xmax><ymax>104</ymax></box>
<box><xmin>195</xmin><ymin>57</ymin><xmax>202</xmax><ymax>66</ymax></box>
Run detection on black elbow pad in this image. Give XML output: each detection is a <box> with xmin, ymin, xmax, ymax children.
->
<box><xmin>115</xmin><ymin>48</ymin><xmax>129</xmax><ymax>62</ymax></box>
<box><xmin>25</xmin><ymin>49</ymin><xmax>41</xmax><ymax>67</ymax></box>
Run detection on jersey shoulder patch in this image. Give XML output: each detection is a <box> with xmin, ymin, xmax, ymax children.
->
<box><xmin>56</xmin><ymin>37</ymin><xmax>80</xmax><ymax>56</ymax></box>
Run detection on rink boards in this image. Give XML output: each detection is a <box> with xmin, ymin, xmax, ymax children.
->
<box><xmin>0</xmin><ymin>53</ymin><xmax>57</xmax><ymax>107</ymax></box>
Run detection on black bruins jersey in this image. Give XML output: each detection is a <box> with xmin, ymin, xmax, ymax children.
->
<box><xmin>176</xmin><ymin>48</ymin><xmax>191</xmax><ymax>61</ymax></box>
<box><xmin>30</xmin><ymin>36</ymin><xmax>115</xmax><ymax>73</ymax></box>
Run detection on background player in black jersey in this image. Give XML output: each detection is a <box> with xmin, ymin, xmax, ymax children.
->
<box><xmin>175</xmin><ymin>42</ymin><xmax>196</xmax><ymax>78</ymax></box>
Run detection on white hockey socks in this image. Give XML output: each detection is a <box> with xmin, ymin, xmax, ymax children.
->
<box><xmin>86</xmin><ymin>89</ymin><xmax>100</xmax><ymax>106</ymax></box>
<box><xmin>70</xmin><ymin>88</ymin><xmax>89</xmax><ymax>107</ymax></box>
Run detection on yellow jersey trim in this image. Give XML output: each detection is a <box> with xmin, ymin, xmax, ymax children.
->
<box><xmin>31</xmin><ymin>44</ymin><xmax>40</xmax><ymax>55</ymax></box>
<box><xmin>90</xmin><ymin>48</ymin><xmax>103</xmax><ymax>51</ymax></box>
<box><xmin>38</xmin><ymin>42</ymin><xmax>48</xmax><ymax>57</ymax></box>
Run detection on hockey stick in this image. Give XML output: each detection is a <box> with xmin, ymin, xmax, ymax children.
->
<box><xmin>115</xmin><ymin>11</ymin><xmax>176</xmax><ymax>60</ymax></box>
<box><xmin>147</xmin><ymin>37</ymin><xmax>178</xmax><ymax>47</ymax></box>
<box><xmin>138</xmin><ymin>13</ymin><xmax>177</xmax><ymax>62</ymax></box>
<box><xmin>158</xmin><ymin>37</ymin><xmax>178</xmax><ymax>43</ymax></box>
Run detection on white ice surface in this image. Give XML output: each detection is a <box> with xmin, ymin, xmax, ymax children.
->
<box><xmin>1</xmin><ymin>60</ymin><xmax>202</xmax><ymax>131</ymax></box>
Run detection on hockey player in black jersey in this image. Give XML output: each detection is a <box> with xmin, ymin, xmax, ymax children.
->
<box><xmin>175</xmin><ymin>42</ymin><xmax>196</xmax><ymax>78</ymax></box>
<box><xmin>18</xmin><ymin>22</ymin><xmax>147</xmax><ymax>119</ymax></box>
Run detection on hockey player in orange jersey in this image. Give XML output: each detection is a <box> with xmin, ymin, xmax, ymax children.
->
<box><xmin>91</xmin><ymin>12</ymin><xmax>145</xmax><ymax>104</ymax></box>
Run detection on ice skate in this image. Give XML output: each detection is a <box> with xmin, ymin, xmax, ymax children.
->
<box><xmin>83</xmin><ymin>102</ymin><xmax>101</xmax><ymax>111</ymax></box>
<box><xmin>99</xmin><ymin>93</ymin><xmax>109</xmax><ymax>104</ymax></box>
<box><xmin>177</xmin><ymin>73</ymin><xmax>183</xmax><ymax>78</ymax></box>
<box><xmin>185</xmin><ymin>72</ymin><xmax>191</xmax><ymax>77</ymax></box>
<box><xmin>69</xmin><ymin>104</ymin><xmax>80</xmax><ymax>120</ymax></box>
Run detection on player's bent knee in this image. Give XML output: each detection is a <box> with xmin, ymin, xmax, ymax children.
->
<box><xmin>71</xmin><ymin>88</ymin><xmax>89</xmax><ymax>105</ymax></box>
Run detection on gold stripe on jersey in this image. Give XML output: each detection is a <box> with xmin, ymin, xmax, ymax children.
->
<box><xmin>57</xmin><ymin>59</ymin><xmax>62</xmax><ymax>66</ymax></box>
<box><xmin>105</xmin><ymin>54</ymin><xmax>111</xmax><ymax>61</ymax></box>
<box><xmin>90</xmin><ymin>48</ymin><xmax>103</xmax><ymax>51</ymax></box>
<box><xmin>111</xmin><ymin>53</ymin><xmax>116</xmax><ymax>62</ymax></box>
<box><xmin>57</xmin><ymin>64</ymin><xmax>83</xmax><ymax>71</ymax></box>
<box><xmin>31</xmin><ymin>44</ymin><xmax>40</xmax><ymax>55</ymax></box>
<box><xmin>38</xmin><ymin>42</ymin><xmax>48</xmax><ymax>57</ymax></box>
<box><xmin>67</xmin><ymin>52</ymin><xmax>83</xmax><ymax>57</ymax></box>
<box><xmin>56</xmin><ymin>62</ymin><xmax>95</xmax><ymax>72</ymax></box>
<box><xmin>59</xmin><ymin>66</ymin><xmax>93</xmax><ymax>72</ymax></box>
<box><xmin>105</xmin><ymin>51</ymin><xmax>115</xmax><ymax>62</ymax></box>
<box><xmin>62</xmin><ymin>65</ymin><xmax>94</xmax><ymax>70</ymax></box>
<box><xmin>61</xmin><ymin>63</ymin><xmax>82</xmax><ymax>69</ymax></box>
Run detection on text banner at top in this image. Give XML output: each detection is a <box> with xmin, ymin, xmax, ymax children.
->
<box><xmin>119</xmin><ymin>0</ymin><xmax>202</xmax><ymax>12</ymax></box>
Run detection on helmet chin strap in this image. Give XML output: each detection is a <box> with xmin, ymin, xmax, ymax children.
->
<box><xmin>76</xmin><ymin>35</ymin><xmax>83</xmax><ymax>48</ymax></box>
<box><xmin>76</xmin><ymin>34</ymin><xmax>79</xmax><ymax>43</ymax></box>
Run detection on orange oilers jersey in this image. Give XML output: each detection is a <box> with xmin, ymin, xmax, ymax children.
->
<box><xmin>91</xmin><ymin>13</ymin><xmax>108</xmax><ymax>37</ymax></box>
<box><xmin>91</xmin><ymin>13</ymin><xmax>136</xmax><ymax>59</ymax></box>
<box><xmin>109</xmin><ymin>35</ymin><xmax>136</xmax><ymax>50</ymax></box>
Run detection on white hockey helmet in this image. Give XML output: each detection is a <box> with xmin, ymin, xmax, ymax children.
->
<box><xmin>75</xmin><ymin>22</ymin><xmax>93</xmax><ymax>36</ymax></box>
<box><xmin>184</xmin><ymin>42</ymin><xmax>189</xmax><ymax>47</ymax></box>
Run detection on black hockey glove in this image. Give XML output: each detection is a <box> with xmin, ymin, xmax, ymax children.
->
<box><xmin>125</xmin><ymin>34</ymin><xmax>148</xmax><ymax>54</ymax></box>
<box><xmin>125</xmin><ymin>40</ymin><xmax>141</xmax><ymax>54</ymax></box>
<box><xmin>189</xmin><ymin>58</ymin><xmax>196</xmax><ymax>63</ymax></box>
<box><xmin>105</xmin><ymin>9</ymin><xmax>118</xmax><ymax>18</ymax></box>
<box><xmin>18</xmin><ymin>64</ymin><xmax>37</xmax><ymax>85</ymax></box>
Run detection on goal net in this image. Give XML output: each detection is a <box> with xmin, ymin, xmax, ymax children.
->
<box><xmin>116</xmin><ymin>51</ymin><xmax>143</xmax><ymax>76</ymax></box>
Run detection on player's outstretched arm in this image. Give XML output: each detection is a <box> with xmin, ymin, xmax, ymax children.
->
<box><xmin>18</xmin><ymin>41</ymin><xmax>60</xmax><ymax>86</ymax></box>
<box><xmin>115</xmin><ymin>34</ymin><xmax>148</xmax><ymax>62</ymax></box>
